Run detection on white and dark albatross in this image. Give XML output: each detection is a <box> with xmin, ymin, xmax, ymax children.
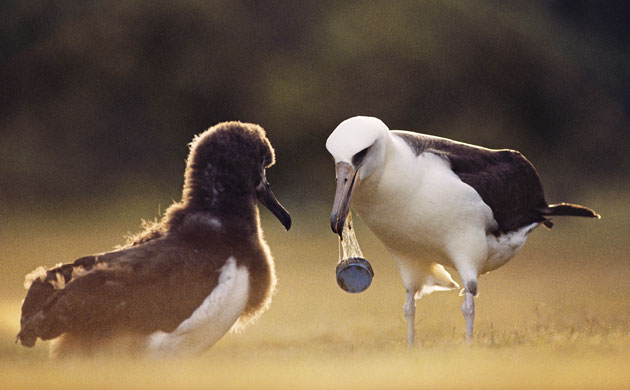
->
<box><xmin>326</xmin><ymin>116</ymin><xmax>599</xmax><ymax>346</ymax></box>
<box><xmin>17</xmin><ymin>121</ymin><xmax>291</xmax><ymax>357</ymax></box>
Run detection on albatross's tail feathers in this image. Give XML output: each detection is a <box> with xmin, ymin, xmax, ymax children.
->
<box><xmin>541</xmin><ymin>203</ymin><xmax>601</xmax><ymax>219</ymax></box>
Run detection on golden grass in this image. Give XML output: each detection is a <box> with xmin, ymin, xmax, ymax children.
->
<box><xmin>1</xmin><ymin>190</ymin><xmax>629</xmax><ymax>389</ymax></box>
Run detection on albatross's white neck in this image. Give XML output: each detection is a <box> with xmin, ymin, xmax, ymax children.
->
<box><xmin>353</xmin><ymin>132</ymin><xmax>420</xmax><ymax>208</ymax></box>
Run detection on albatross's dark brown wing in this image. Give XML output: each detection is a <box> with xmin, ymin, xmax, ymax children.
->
<box><xmin>393</xmin><ymin>131</ymin><xmax>552</xmax><ymax>234</ymax></box>
<box><xmin>17</xmin><ymin>235</ymin><xmax>227</xmax><ymax>347</ymax></box>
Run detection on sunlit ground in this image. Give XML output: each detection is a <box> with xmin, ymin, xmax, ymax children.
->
<box><xmin>1</xmin><ymin>189</ymin><xmax>629</xmax><ymax>389</ymax></box>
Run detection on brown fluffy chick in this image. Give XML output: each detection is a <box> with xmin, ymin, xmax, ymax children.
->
<box><xmin>17</xmin><ymin>121</ymin><xmax>291</xmax><ymax>358</ymax></box>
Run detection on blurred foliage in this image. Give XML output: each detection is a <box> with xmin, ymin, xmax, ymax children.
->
<box><xmin>1</xmin><ymin>0</ymin><xmax>628</xmax><ymax>206</ymax></box>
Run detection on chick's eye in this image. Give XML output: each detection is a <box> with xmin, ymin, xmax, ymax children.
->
<box><xmin>255</xmin><ymin>164</ymin><xmax>266</xmax><ymax>186</ymax></box>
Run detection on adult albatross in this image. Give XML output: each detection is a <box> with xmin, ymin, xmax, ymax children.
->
<box><xmin>326</xmin><ymin>116</ymin><xmax>599</xmax><ymax>346</ymax></box>
<box><xmin>17</xmin><ymin>121</ymin><xmax>291</xmax><ymax>357</ymax></box>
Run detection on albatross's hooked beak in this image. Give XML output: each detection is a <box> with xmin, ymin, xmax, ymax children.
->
<box><xmin>330</xmin><ymin>162</ymin><xmax>360</xmax><ymax>238</ymax></box>
<box><xmin>256</xmin><ymin>174</ymin><xmax>292</xmax><ymax>231</ymax></box>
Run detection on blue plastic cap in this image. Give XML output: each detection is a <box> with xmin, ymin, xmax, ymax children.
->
<box><xmin>336</xmin><ymin>257</ymin><xmax>374</xmax><ymax>293</ymax></box>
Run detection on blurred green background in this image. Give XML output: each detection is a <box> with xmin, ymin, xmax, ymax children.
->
<box><xmin>1</xmin><ymin>0</ymin><xmax>629</xmax><ymax>213</ymax></box>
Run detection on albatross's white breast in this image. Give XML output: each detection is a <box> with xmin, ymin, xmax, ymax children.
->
<box><xmin>147</xmin><ymin>256</ymin><xmax>249</xmax><ymax>357</ymax></box>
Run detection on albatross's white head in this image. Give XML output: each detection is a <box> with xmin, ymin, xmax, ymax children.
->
<box><xmin>326</xmin><ymin>116</ymin><xmax>390</xmax><ymax>236</ymax></box>
<box><xmin>326</xmin><ymin>116</ymin><xmax>390</xmax><ymax>179</ymax></box>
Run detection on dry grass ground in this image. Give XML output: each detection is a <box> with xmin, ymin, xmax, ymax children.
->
<box><xmin>1</xmin><ymin>190</ymin><xmax>629</xmax><ymax>389</ymax></box>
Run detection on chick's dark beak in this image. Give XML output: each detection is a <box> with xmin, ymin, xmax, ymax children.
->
<box><xmin>330</xmin><ymin>162</ymin><xmax>359</xmax><ymax>238</ymax></box>
<box><xmin>256</xmin><ymin>175</ymin><xmax>291</xmax><ymax>231</ymax></box>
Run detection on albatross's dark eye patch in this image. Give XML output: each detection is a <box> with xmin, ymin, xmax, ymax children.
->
<box><xmin>352</xmin><ymin>147</ymin><xmax>370</xmax><ymax>167</ymax></box>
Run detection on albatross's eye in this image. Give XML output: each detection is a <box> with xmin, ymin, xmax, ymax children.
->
<box><xmin>352</xmin><ymin>147</ymin><xmax>370</xmax><ymax>167</ymax></box>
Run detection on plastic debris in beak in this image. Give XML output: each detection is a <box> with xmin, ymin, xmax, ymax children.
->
<box><xmin>335</xmin><ymin>212</ymin><xmax>374</xmax><ymax>293</ymax></box>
